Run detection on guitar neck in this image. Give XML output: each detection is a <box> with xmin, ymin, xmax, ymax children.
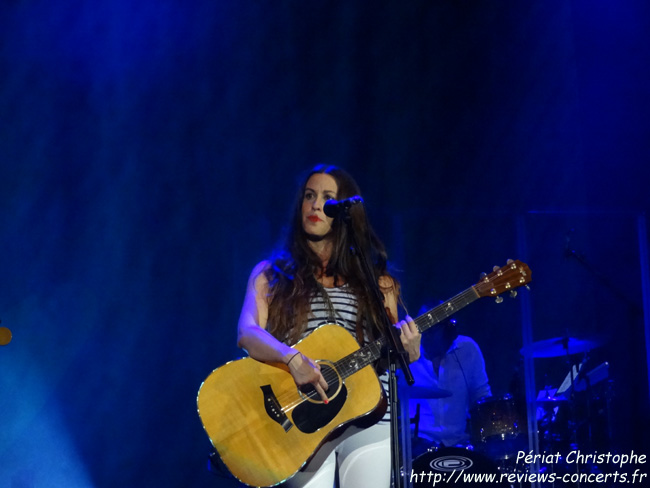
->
<box><xmin>413</xmin><ymin>286</ymin><xmax>480</xmax><ymax>333</ymax></box>
<box><xmin>333</xmin><ymin>285</ymin><xmax>480</xmax><ymax>380</ymax></box>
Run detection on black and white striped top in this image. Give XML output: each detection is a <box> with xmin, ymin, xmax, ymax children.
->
<box><xmin>297</xmin><ymin>284</ymin><xmax>390</xmax><ymax>423</ymax></box>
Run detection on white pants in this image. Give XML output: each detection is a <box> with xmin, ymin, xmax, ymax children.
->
<box><xmin>285</xmin><ymin>421</ymin><xmax>391</xmax><ymax>488</ymax></box>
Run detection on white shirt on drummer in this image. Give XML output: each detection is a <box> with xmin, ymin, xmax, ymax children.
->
<box><xmin>409</xmin><ymin>335</ymin><xmax>491</xmax><ymax>447</ymax></box>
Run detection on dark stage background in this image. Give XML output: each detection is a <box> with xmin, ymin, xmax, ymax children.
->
<box><xmin>1</xmin><ymin>1</ymin><xmax>649</xmax><ymax>487</ymax></box>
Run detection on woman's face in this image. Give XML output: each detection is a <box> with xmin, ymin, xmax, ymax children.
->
<box><xmin>301</xmin><ymin>173</ymin><xmax>338</xmax><ymax>240</ymax></box>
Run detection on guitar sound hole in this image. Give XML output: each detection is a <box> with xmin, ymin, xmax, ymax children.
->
<box><xmin>293</xmin><ymin>363</ymin><xmax>347</xmax><ymax>434</ymax></box>
<box><xmin>298</xmin><ymin>364</ymin><xmax>340</xmax><ymax>401</ymax></box>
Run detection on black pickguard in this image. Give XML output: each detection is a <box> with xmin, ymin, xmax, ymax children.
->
<box><xmin>291</xmin><ymin>364</ymin><xmax>347</xmax><ymax>434</ymax></box>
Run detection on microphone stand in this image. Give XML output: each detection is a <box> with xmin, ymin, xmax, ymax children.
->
<box><xmin>338</xmin><ymin>207</ymin><xmax>414</xmax><ymax>488</ymax></box>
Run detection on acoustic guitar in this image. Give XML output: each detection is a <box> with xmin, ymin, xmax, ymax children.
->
<box><xmin>197</xmin><ymin>259</ymin><xmax>531</xmax><ymax>487</ymax></box>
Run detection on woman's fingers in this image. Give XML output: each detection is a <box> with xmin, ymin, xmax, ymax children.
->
<box><xmin>397</xmin><ymin>315</ymin><xmax>421</xmax><ymax>361</ymax></box>
<box><xmin>288</xmin><ymin>353</ymin><xmax>330</xmax><ymax>403</ymax></box>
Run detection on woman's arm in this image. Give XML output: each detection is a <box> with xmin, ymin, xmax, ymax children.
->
<box><xmin>237</xmin><ymin>262</ymin><xmax>294</xmax><ymax>362</ymax></box>
<box><xmin>237</xmin><ymin>261</ymin><xmax>329</xmax><ymax>401</ymax></box>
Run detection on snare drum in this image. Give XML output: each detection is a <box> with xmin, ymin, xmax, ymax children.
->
<box><xmin>470</xmin><ymin>394</ymin><xmax>526</xmax><ymax>459</ymax></box>
<box><xmin>411</xmin><ymin>447</ymin><xmax>506</xmax><ymax>487</ymax></box>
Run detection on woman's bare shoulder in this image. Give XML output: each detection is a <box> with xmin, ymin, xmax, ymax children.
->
<box><xmin>246</xmin><ymin>260</ymin><xmax>272</xmax><ymax>290</ymax></box>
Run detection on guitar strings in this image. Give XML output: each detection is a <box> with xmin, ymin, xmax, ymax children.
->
<box><xmin>275</xmin><ymin>352</ymin><xmax>368</xmax><ymax>411</ymax></box>
<box><xmin>273</xmin><ymin>289</ymin><xmax>477</xmax><ymax>412</ymax></box>
<box><xmin>275</xmin><ymin>340</ymin><xmax>385</xmax><ymax>412</ymax></box>
<box><xmin>276</xmin><ymin>264</ymin><xmax>527</xmax><ymax>411</ymax></box>
<box><xmin>413</xmin><ymin>288</ymin><xmax>477</xmax><ymax>333</ymax></box>
<box><xmin>274</xmin><ymin>366</ymin><xmax>343</xmax><ymax>412</ymax></box>
<box><xmin>275</xmin><ymin>293</ymin><xmax>478</xmax><ymax>412</ymax></box>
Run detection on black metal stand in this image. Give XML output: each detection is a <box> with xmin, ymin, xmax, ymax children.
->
<box><xmin>337</xmin><ymin>206</ymin><xmax>413</xmax><ymax>488</ymax></box>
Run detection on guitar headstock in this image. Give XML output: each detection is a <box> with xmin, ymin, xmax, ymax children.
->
<box><xmin>474</xmin><ymin>260</ymin><xmax>532</xmax><ymax>299</ymax></box>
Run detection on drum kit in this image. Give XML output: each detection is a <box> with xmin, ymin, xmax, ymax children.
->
<box><xmin>409</xmin><ymin>333</ymin><xmax>609</xmax><ymax>486</ymax></box>
<box><xmin>522</xmin><ymin>334</ymin><xmax>612</xmax><ymax>455</ymax></box>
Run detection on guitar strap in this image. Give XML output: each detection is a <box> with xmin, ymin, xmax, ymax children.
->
<box><xmin>315</xmin><ymin>281</ymin><xmax>339</xmax><ymax>325</ymax></box>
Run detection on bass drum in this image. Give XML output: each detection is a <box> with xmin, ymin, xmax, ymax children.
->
<box><xmin>411</xmin><ymin>447</ymin><xmax>507</xmax><ymax>488</ymax></box>
<box><xmin>470</xmin><ymin>394</ymin><xmax>526</xmax><ymax>459</ymax></box>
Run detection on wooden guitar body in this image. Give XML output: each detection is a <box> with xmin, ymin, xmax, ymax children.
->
<box><xmin>197</xmin><ymin>324</ymin><xmax>384</xmax><ymax>487</ymax></box>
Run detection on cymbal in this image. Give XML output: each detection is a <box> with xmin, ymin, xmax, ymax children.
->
<box><xmin>520</xmin><ymin>336</ymin><xmax>600</xmax><ymax>358</ymax></box>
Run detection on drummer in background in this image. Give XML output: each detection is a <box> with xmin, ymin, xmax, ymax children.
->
<box><xmin>408</xmin><ymin>316</ymin><xmax>491</xmax><ymax>456</ymax></box>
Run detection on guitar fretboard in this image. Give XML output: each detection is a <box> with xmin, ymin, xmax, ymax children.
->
<box><xmin>414</xmin><ymin>287</ymin><xmax>479</xmax><ymax>333</ymax></box>
<box><xmin>333</xmin><ymin>286</ymin><xmax>479</xmax><ymax>379</ymax></box>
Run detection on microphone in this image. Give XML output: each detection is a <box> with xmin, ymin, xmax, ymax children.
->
<box><xmin>323</xmin><ymin>196</ymin><xmax>364</xmax><ymax>218</ymax></box>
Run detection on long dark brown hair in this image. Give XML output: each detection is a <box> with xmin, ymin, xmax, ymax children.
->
<box><xmin>264</xmin><ymin>164</ymin><xmax>399</xmax><ymax>345</ymax></box>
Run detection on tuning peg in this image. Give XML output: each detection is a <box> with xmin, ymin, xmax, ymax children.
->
<box><xmin>495</xmin><ymin>296</ymin><xmax>504</xmax><ymax>304</ymax></box>
<box><xmin>510</xmin><ymin>290</ymin><xmax>518</xmax><ymax>298</ymax></box>
<box><xmin>507</xmin><ymin>259</ymin><xmax>514</xmax><ymax>264</ymax></box>
<box><xmin>493</xmin><ymin>265</ymin><xmax>500</xmax><ymax>272</ymax></box>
